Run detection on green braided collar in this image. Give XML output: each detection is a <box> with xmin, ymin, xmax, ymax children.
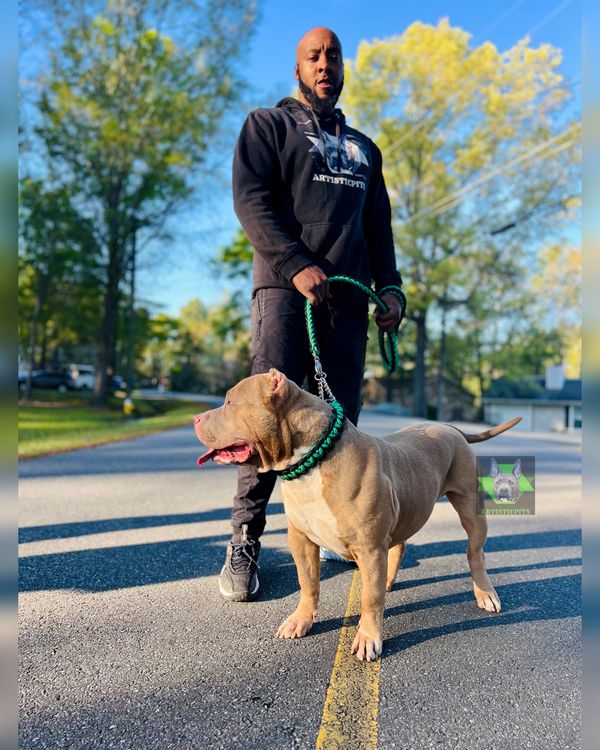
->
<box><xmin>274</xmin><ymin>400</ymin><xmax>345</xmax><ymax>481</ymax></box>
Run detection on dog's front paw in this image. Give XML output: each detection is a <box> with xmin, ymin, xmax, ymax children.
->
<box><xmin>351</xmin><ymin>628</ymin><xmax>383</xmax><ymax>662</ymax></box>
<box><xmin>474</xmin><ymin>584</ymin><xmax>501</xmax><ymax>613</ymax></box>
<box><xmin>276</xmin><ymin>610</ymin><xmax>315</xmax><ymax>639</ymax></box>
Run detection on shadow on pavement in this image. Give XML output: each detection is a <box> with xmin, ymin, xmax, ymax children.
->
<box><xmin>398</xmin><ymin>527</ymin><xmax>581</xmax><ymax>570</ymax></box>
<box><xmin>18</xmin><ymin>534</ymin><xmax>347</xmax><ymax>601</ymax></box>
<box><xmin>19</xmin><ymin>527</ymin><xmax>581</xmax><ymax>602</ymax></box>
<box><xmin>382</xmin><ymin>572</ymin><xmax>581</xmax><ymax>658</ymax></box>
<box><xmin>389</xmin><ymin>556</ymin><xmax>581</xmax><ymax>592</ymax></box>
<box><xmin>19</xmin><ymin>503</ymin><xmax>285</xmax><ymax>543</ymax></box>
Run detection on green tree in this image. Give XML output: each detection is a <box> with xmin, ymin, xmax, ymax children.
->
<box><xmin>530</xmin><ymin>242</ymin><xmax>581</xmax><ymax>376</ymax></box>
<box><xmin>137</xmin><ymin>312</ymin><xmax>181</xmax><ymax>386</ymax></box>
<box><xmin>343</xmin><ymin>20</ymin><xmax>580</xmax><ymax>415</ymax></box>
<box><xmin>18</xmin><ymin>178</ymin><xmax>102</xmax><ymax>397</ymax></box>
<box><xmin>212</xmin><ymin>227</ymin><xmax>254</xmax><ymax>281</ymax></box>
<box><xmin>23</xmin><ymin>0</ymin><xmax>257</xmax><ymax>403</ymax></box>
<box><xmin>138</xmin><ymin>295</ymin><xmax>250</xmax><ymax>394</ymax></box>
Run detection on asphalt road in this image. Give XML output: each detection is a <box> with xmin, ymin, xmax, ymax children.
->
<box><xmin>19</xmin><ymin>411</ymin><xmax>581</xmax><ymax>750</ymax></box>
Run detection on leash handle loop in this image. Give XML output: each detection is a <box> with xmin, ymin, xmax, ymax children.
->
<box><xmin>304</xmin><ymin>276</ymin><xmax>407</xmax><ymax>392</ymax></box>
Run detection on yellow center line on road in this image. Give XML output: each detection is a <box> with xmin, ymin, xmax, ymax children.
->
<box><xmin>315</xmin><ymin>569</ymin><xmax>381</xmax><ymax>750</ymax></box>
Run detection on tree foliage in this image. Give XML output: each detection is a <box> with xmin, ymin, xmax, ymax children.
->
<box><xmin>18</xmin><ymin>178</ymin><xmax>103</xmax><ymax>393</ymax></box>
<box><xmin>343</xmin><ymin>19</ymin><xmax>581</xmax><ymax>415</ymax></box>
<box><xmin>212</xmin><ymin>227</ymin><xmax>253</xmax><ymax>281</ymax></box>
<box><xmin>138</xmin><ymin>295</ymin><xmax>251</xmax><ymax>393</ymax></box>
<box><xmin>20</xmin><ymin>0</ymin><xmax>257</xmax><ymax>401</ymax></box>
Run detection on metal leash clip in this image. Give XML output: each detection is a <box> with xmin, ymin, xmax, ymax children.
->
<box><xmin>313</xmin><ymin>357</ymin><xmax>335</xmax><ymax>403</ymax></box>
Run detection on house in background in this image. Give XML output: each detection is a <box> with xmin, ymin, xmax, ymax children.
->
<box><xmin>482</xmin><ymin>364</ymin><xmax>581</xmax><ymax>432</ymax></box>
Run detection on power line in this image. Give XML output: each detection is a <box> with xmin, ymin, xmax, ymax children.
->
<box><xmin>406</xmin><ymin>77</ymin><xmax>580</xmax><ymax>198</ymax></box>
<box><xmin>422</xmin><ymin>138</ymin><xmax>579</xmax><ymax>223</ymax></box>
<box><xmin>407</xmin><ymin>134</ymin><xmax>579</xmax><ymax>224</ymax></box>
<box><xmin>403</xmin><ymin>127</ymin><xmax>580</xmax><ymax>224</ymax></box>
<box><xmin>472</xmin><ymin>0</ymin><xmax>528</xmax><ymax>44</ymax></box>
<box><xmin>526</xmin><ymin>0</ymin><xmax>575</xmax><ymax>38</ymax></box>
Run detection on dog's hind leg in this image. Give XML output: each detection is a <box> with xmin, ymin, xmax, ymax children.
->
<box><xmin>386</xmin><ymin>542</ymin><xmax>406</xmax><ymax>592</ymax></box>
<box><xmin>446</xmin><ymin>491</ymin><xmax>501</xmax><ymax>613</ymax></box>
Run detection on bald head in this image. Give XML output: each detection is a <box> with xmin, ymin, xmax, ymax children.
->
<box><xmin>295</xmin><ymin>27</ymin><xmax>342</xmax><ymax>64</ymax></box>
<box><xmin>294</xmin><ymin>27</ymin><xmax>344</xmax><ymax>116</ymax></box>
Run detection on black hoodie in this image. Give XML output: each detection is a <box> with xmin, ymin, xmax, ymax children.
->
<box><xmin>232</xmin><ymin>97</ymin><xmax>402</xmax><ymax>302</ymax></box>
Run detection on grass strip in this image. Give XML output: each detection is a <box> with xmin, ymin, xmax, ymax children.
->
<box><xmin>18</xmin><ymin>393</ymin><xmax>209</xmax><ymax>459</ymax></box>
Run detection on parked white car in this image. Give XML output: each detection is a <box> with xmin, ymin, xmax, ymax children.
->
<box><xmin>67</xmin><ymin>364</ymin><xmax>96</xmax><ymax>390</ymax></box>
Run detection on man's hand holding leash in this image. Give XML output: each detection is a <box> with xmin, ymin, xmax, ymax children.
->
<box><xmin>292</xmin><ymin>264</ymin><xmax>331</xmax><ymax>306</ymax></box>
<box><xmin>375</xmin><ymin>293</ymin><xmax>403</xmax><ymax>332</ymax></box>
<box><xmin>293</xmin><ymin>269</ymin><xmax>403</xmax><ymax>336</ymax></box>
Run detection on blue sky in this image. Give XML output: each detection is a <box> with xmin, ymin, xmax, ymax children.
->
<box><xmin>136</xmin><ymin>0</ymin><xmax>581</xmax><ymax>315</ymax></box>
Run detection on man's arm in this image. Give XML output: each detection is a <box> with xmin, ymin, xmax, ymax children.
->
<box><xmin>363</xmin><ymin>143</ymin><xmax>403</xmax><ymax>330</ymax></box>
<box><xmin>233</xmin><ymin>111</ymin><xmax>327</xmax><ymax>302</ymax></box>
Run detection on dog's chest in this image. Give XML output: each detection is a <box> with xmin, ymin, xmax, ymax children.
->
<box><xmin>281</xmin><ymin>467</ymin><xmax>351</xmax><ymax>559</ymax></box>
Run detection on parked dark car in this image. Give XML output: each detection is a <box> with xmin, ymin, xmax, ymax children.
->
<box><xmin>18</xmin><ymin>370</ymin><xmax>76</xmax><ymax>394</ymax></box>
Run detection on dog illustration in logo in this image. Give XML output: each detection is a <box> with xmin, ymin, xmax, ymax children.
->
<box><xmin>306</xmin><ymin>131</ymin><xmax>369</xmax><ymax>175</ymax></box>
<box><xmin>489</xmin><ymin>458</ymin><xmax>521</xmax><ymax>503</ymax></box>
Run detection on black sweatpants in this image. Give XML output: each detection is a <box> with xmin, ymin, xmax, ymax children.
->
<box><xmin>231</xmin><ymin>287</ymin><xmax>368</xmax><ymax>543</ymax></box>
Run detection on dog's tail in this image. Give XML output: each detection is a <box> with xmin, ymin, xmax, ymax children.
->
<box><xmin>450</xmin><ymin>416</ymin><xmax>523</xmax><ymax>444</ymax></box>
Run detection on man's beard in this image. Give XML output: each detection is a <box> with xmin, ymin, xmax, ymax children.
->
<box><xmin>298</xmin><ymin>74</ymin><xmax>344</xmax><ymax>119</ymax></box>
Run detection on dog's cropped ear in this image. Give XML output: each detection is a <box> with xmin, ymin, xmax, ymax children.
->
<box><xmin>490</xmin><ymin>458</ymin><xmax>499</xmax><ymax>478</ymax></box>
<box><xmin>266</xmin><ymin>368</ymin><xmax>288</xmax><ymax>402</ymax></box>
<box><xmin>513</xmin><ymin>458</ymin><xmax>522</xmax><ymax>478</ymax></box>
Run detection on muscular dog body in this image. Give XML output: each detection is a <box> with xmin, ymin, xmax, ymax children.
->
<box><xmin>194</xmin><ymin>369</ymin><xmax>520</xmax><ymax>661</ymax></box>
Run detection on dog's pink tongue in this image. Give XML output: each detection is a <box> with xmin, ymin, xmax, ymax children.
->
<box><xmin>197</xmin><ymin>448</ymin><xmax>218</xmax><ymax>466</ymax></box>
<box><xmin>197</xmin><ymin>442</ymin><xmax>253</xmax><ymax>466</ymax></box>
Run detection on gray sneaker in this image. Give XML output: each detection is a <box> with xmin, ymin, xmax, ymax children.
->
<box><xmin>218</xmin><ymin>530</ymin><xmax>261</xmax><ymax>602</ymax></box>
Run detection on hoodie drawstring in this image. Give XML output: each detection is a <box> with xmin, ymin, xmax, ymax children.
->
<box><xmin>299</xmin><ymin>101</ymin><xmax>343</xmax><ymax>172</ymax></box>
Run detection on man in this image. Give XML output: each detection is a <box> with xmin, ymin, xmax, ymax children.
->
<box><xmin>219</xmin><ymin>26</ymin><xmax>403</xmax><ymax>601</ymax></box>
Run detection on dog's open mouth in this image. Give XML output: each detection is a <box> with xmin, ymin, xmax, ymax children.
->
<box><xmin>197</xmin><ymin>441</ymin><xmax>255</xmax><ymax>466</ymax></box>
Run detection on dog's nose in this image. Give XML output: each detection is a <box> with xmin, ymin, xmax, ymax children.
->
<box><xmin>194</xmin><ymin>413</ymin><xmax>204</xmax><ymax>425</ymax></box>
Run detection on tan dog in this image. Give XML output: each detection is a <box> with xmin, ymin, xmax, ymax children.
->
<box><xmin>194</xmin><ymin>370</ymin><xmax>521</xmax><ymax>662</ymax></box>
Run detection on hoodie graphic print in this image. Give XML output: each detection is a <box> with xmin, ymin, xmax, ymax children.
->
<box><xmin>232</xmin><ymin>97</ymin><xmax>402</xmax><ymax>300</ymax></box>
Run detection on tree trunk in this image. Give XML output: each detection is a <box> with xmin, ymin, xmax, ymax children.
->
<box><xmin>474</xmin><ymin>329</ymin><xmax>486</xmax><ymax>421</ymax></box>
<box><xmin>125</xmin><ymin>229</ymin><xmax>136</xmax><ymax>395</ymax></box>
<box><xmin>39</xmin><ymin>324</ymin><xmax>48</xmax><ymax>369</ymax></box>
<box><xmin>93</xmin><ymin>183</ymin><xmax>125</xmax><ymax>406</ymax></box>
<box><xmin>437</xmin><ymin>299</ymin><xmax>447</xmax><ymax>422</ymax></box>
<box><xmin>24</xmin><ymin>295</ymin><xmax>41</xmax><ymax>401</ymax></box>
<box><xmin>413</xmin><ymin>313</ymin><xmax>427</xmax><ymax>417</ymax></box>
<box><xmin>94</xmin><ymin>236</ymin><xmax>123</xmax><ymax>405</ymax></box>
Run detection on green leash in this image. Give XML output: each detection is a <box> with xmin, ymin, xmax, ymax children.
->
<box><xmin>305</xmin><ymin>275</ymin><xmax>406</xmax><ymax>385</ymax></box>
<box><xmin>276</xmin><ymin>277</ymin><xmax>406</xmax><ymax>482</ymax></box>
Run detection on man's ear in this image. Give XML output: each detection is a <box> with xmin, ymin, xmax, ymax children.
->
<box><xmin>267</xmin><ymin>368</ymin><xmax>288</xmax><ymax>402</ymax></box>
<box><xmin>294</xmin><ymin>63</ymin><xmax>299</xmax><ymax>81</ymax></box>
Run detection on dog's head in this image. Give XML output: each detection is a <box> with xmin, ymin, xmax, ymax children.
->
<box><xmin>194</xmin><ymin>369</ymin><xmax>322</xmax><ymax>472</ymax></box>
<box><xmin>490</xmin><ymin>458</ymin><xmax>521</xmax><ymax>503</ymax></box>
